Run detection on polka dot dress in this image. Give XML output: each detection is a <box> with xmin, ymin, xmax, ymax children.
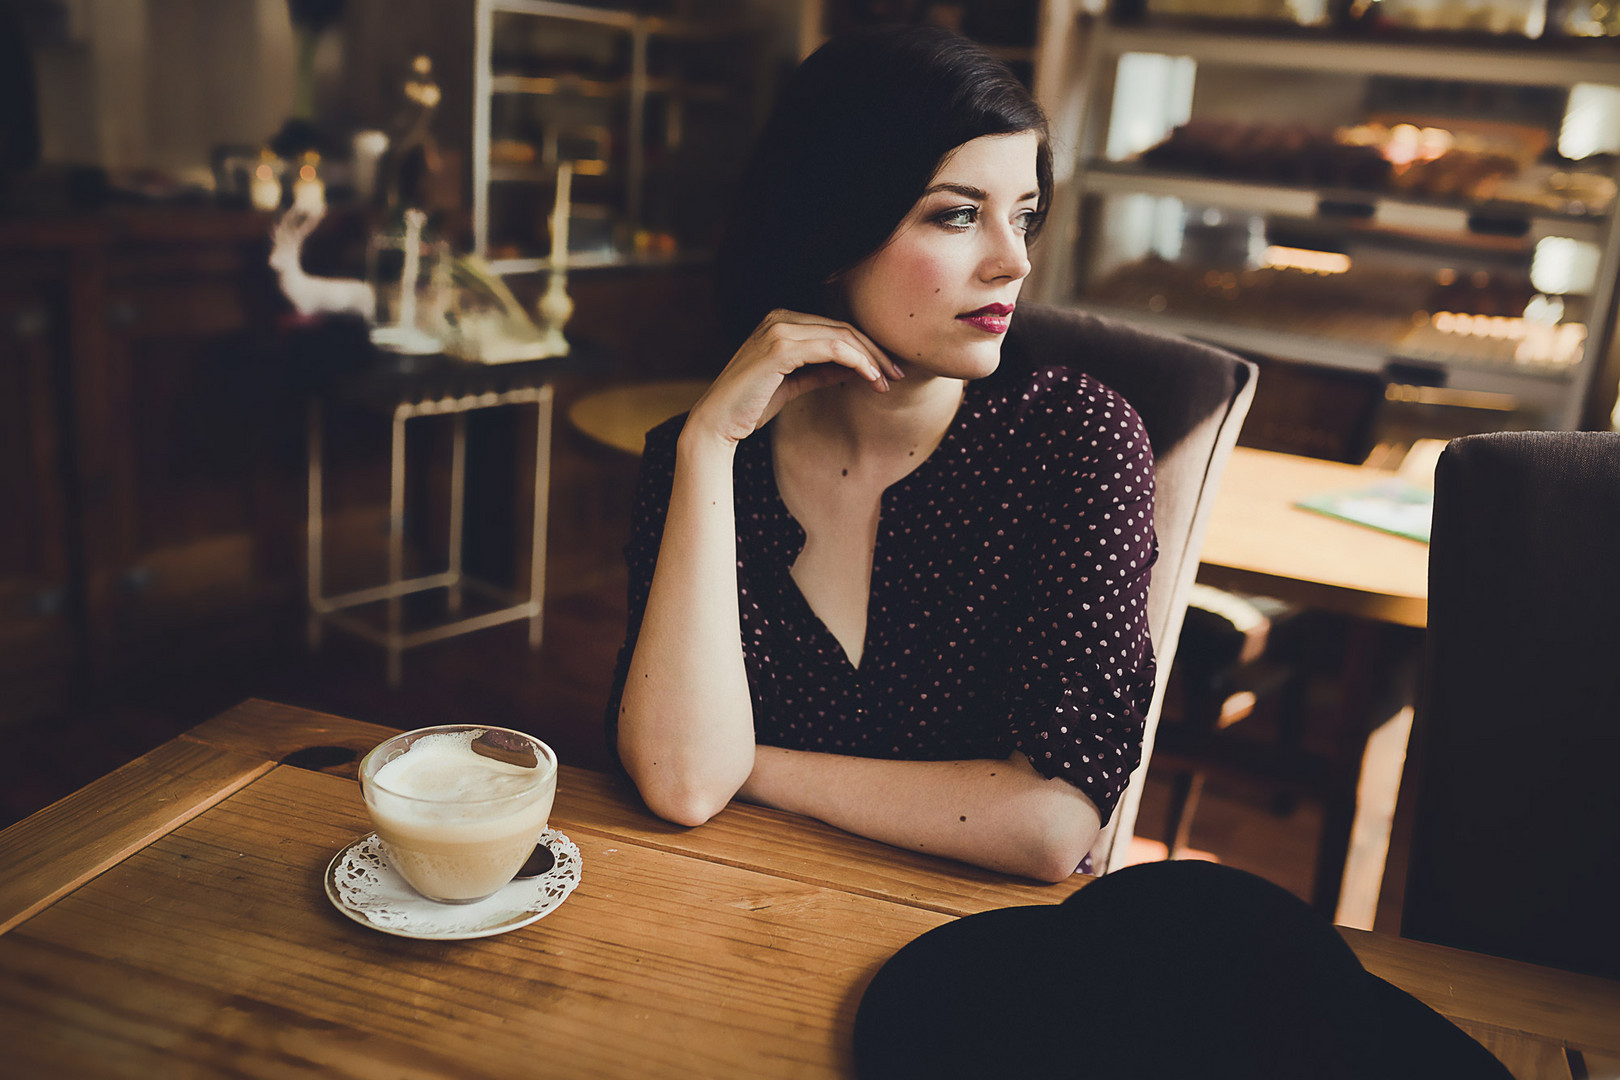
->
<box><xmin>606</xmin><ymin>342</ymin><xmax>1158</xmax><ymax>825</ymax></box>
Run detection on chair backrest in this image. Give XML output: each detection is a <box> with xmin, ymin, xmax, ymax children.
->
<box><xmin>1007</xmin><ymin>304</ymin><xmax>1257</xmax><ymax>872</ymax></box>
<box><xmin>1403</xmin><ymin>430</ymin><xmax>1620</xmax><ymax>980</ymax></box>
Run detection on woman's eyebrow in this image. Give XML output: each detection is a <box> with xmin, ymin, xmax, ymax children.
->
<box><xmin>924</xmin><ymin>182</ymin><xmax>1041</xmax><ymax>203</ymax></box>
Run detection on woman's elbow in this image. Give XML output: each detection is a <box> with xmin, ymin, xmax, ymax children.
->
<box><xmin>619</xmin><ymin>738</ymin><xmax>751</xmax><ymax>828</ymax></box>
<box><xmin>1020</xmin><ymin>796</ymin><xmax>1102</xmax><ymax>883</ymax></box>
<box><xmin>1019</xmin><ymin>840</ymin><xmax>1091</xmax><ymax>883</ymax></box>
<box><xmin>638</xmin><ymin>780</ymin><xmax>732</xmax><ymax>828</ymax></box>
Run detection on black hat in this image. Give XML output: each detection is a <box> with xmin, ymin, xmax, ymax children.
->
<box><xmin>854</xmin><ymin>859</ymin><xmax>1511</xmax><ymax>1079</ymax></box>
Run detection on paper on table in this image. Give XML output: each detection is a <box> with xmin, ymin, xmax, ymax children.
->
<box><xmin>1294</xmin><ymin>478</ymin><xmax>1434</xmax><ymax>543</ymax></box>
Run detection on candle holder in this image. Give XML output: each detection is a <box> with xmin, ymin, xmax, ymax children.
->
<box><xmin>533</xmin><ymin>267</ymin><xmax>573</xmax><ymax>359</ymax></box>
<box><xmin>250</xmin><ymin>149</ymin><xmax>285</xmax><ymax>212</ymax></box>
<box><xmin>368</xmin><ymin>209</ymin><xmax>448</xmax><ymax>355</ymax></box>
<box><xmin>532</xmin><ymin>160</ymin><xmax>575</xmax><ymax>359</ymax></box>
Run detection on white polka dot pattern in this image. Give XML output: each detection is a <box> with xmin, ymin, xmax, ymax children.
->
<box><xmin>606</xmin><ymin>350</ymin><xmax>1158</xmax><ymax>824</ymax></box>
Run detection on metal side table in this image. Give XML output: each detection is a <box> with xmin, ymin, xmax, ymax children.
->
<box><xmin>306</xmin><ymin>353</ymin><xmax>564</xmax><ymax>686</ymax></box>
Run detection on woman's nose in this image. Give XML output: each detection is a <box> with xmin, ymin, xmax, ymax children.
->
<box><xmin>981</xmin><ymin>220</ymin><xmax>1032</xmax><ymax>281</ymax></box>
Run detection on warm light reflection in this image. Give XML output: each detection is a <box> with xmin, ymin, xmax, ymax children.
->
<box><xmin>1424</xmin><ymin>309</ymin><xmax>1587</xmax><ymax>367</ymax></box>
<box><xmin>1262</xmin><ymin>245</ymin><xmax>1351</xmax><ymax>275</ymax></box>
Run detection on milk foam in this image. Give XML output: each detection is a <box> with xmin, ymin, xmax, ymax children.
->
<box><xmin>374</xmin><ymin>729</ymin><xmax>536</xmax><ymax>809</ymax></box>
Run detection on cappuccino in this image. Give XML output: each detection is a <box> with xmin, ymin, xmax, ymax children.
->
<box><xmin>361</xmin><ymin>727</ymin><xmax>557</xmax><ymax>903</ymax></box>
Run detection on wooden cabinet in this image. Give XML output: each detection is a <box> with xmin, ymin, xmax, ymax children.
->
<box><xmin>0</xmin><ymin>247</ymin><xmax>77</xmax><ymax>723</ymax></box>
<box><xmin>89</xmin><ymin>217</ymin><xmax>287</xmax><ymax>681</ymax></box>
<box><xmin>0</xmin><ymin>209</ymin><xmax>293</xmax><ymax>719</ymax></box>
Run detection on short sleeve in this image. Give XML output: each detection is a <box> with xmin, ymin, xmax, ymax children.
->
<box><xmin>1001</xmin><ymin>392</ymin><xmax>1157</xmax><ymax>825</ymax></box>
<box><xmin>602</xmin><ymin>415</ymin><xmax>684</xmax><ymax>758</ymax></box>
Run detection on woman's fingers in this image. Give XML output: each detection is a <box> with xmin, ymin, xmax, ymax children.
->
<box><xmin>748</xmin><ymin>319</ymin><xmax>886</xmax><ymax>390</ymax></box>
<box><xmin>688</xmin><ymin>309</ymin><xmax>903</xmax><ymax>443</ymax></box>
<box><xmin>835</xmin><ymin>321</ymin><xmax>905</xmax><ymax>382</ymax></box>
<box><xmin>776</xmin><ymin>357</ymin><xmax>862</xmax><ymax>400</ymax></box>
<box><xmin>766</xmin><ymin>313</ymin><xmax>903</xmax><ymax>382</ymax></box>
<box><xmin>782</xmin><ymin>334</ymin><xmax>887</xmax><ymax>389</ymax></box>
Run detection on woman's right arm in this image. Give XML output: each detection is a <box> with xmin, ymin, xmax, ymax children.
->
<box><xmin>615</xmin><ymin>424</ymin><xmax>752</xmax><ymax>825</ymax></box>
<box><xmin>616</xmin><ymin>311</ymin><xmax>898</xmax><ymax>826</ymax></box>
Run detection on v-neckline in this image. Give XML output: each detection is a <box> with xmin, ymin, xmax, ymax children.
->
<box><xmin>761</xmin><ymin>380</ymin><xmax>976</xmax><ymax>674</ymax></box>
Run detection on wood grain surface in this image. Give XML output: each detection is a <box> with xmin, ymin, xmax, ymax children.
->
<box><xmin>1344</xmin><ymin>926</ymin><xmax>1620</xmax><ymax>1060</ymax></box>
<box><xmin>180</xmin><ymin>697</ymin><xmax>398</xmax><ymax>768</ymax></box>
<box><xmin>3</xmin><ymin>700</ymin><xmax>1616</xmax><ymax>1080</ymax></box>
<box><xmin>0</xmin><ymin>738</ymin><xmax>271</xmax><ymax>934</ymax></box>
<box><xmin>3</xmin><ymin>766</ymin><xmax>949</xmax><ymax>1078</ymax></box>
<box><xmin>1197</xmin><ymin>447</ymin><xmax>1429</xmax><ymax>627</ymax></box>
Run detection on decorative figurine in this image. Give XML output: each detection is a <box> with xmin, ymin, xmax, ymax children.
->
<box><xmin>269</xmin><ymin>205</ymin><xmax>373</xmax><ymax>320</ymax></box>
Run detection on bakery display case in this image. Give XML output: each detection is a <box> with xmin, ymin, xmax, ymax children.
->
<box><xmin>1030</xmin><ymin>5</ymin><xmax>1620</xmax><ymax>430</ymax></box>
<box><xmin>472</xmin><ymin>0</ymin><xmax>771</xmax><ymax>275</ymax></box>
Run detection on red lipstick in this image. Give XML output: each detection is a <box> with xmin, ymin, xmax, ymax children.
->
<box><xmin>956</xmin><ymin>302</ymin><xmax>1015</xmax><ymax>334</ymax></box>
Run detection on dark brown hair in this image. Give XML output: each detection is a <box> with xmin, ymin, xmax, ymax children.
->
<box><xmin>713</xmin><ymin>25</ymin><xmax>1052</xmax><ymax>349</ymax></box>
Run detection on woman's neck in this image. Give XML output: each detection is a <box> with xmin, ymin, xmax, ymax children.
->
<box><xmin>779</xmin><ymin>370</ymin><xmax>966</xmax><ymax>466</ymax></box>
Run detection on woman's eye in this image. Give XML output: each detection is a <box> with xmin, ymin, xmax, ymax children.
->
<box><xmin>934</xmin><ymin>206</ymin><xmax>977</xmax><ymax>229</ymax></box>
<box><xmin>1016</xmin><ymin>208</ymin><xmax>1046</xmax><ymax>234</ymax></box>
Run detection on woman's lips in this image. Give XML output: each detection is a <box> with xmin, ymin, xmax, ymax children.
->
<box><xmin>957</xmin><ymin>303</ymin><xmax>1015</xmax><ymax>334</ymax></box>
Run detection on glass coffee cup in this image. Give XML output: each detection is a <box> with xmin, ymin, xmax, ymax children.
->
<box><xmin>359</xmin><ymin>725</ymin><xmax>558</xmax><ymax>904</ymax></box>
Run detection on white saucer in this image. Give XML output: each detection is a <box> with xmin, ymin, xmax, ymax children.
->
<box><xmin>325</xmin><ymin>830</ymin><xmax>582</xmax><ymax>940</ymax></box>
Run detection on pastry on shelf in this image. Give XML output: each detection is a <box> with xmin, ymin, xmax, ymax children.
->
<box><xmin>1483</xmin><ymin>163</ymin><xmax>1617</xmax><ymax>216</ymax></box>
<box><xmin>490</xmin><ymin>139</ymin><xmax>538</xmax><ymax>166</ymax></box>
<box><xmin>1138</xmin><ymin>119</ymin><xmax>1391</xmax><ymax>188</ymax></box>
<box><xmin>1388</xmin><ymin>149</ymin><xmax>1522</xmax><ymax>200</ymax></box>
<box><xmin>1133</xmin><ymin>116</ymin><xmax>1594</xmax><ymax>212</ymax></box>
<box><xmin>1082</xmin><ymin>254</ymin><xmax>1568</xmax><ymax>371</ymax></box>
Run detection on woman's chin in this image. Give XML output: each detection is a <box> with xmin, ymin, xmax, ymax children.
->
<box><xmin>925</xmin><ymin>340</ymin><xmax>1005</xmax><ymax>381</ymax></box>
<box><xmin>876</xmin><ymin>334</ymin><xmax>1005</xmax><ymax>383</ymax></box>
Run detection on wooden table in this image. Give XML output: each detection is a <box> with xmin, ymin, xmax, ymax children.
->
<box><xmin>3</xmin><ymin>700</ymin><xmax>1616</xmax><ymax>1078</ymax></box>
<box><xmin>1197</xmin><ymin>446</ymin><xmax>1429</xmax><ymax>628</ymax></box>
<box><xmin>567</xmin><ymin>378</ymin><xmax>708</xmax><ymax>456</ymax></box>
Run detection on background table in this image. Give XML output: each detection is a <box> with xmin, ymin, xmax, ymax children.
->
<box><xmin>1197</xmin><ymin>446</ymin><xmax>1428</xmax><ymax>628</ymax></box>
<box><xmin>308</xmin><ymin>353</ymin><xmax>571</xmax><ymax>688</ymax></box>
<box><xmin>2</xmin><ymin>699</ymin><xmax>1615</xmax><ymax>1078</ymax></box>
<box><xmin>568</xmin><ymin>378</ymin><xmax>708</xmax><ymax>457</ymax></box>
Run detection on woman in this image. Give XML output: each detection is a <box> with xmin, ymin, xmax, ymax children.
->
<box><xmin>606</xmin><ymin>26</ymin><xmax>1156</xmax><ymax>882</ymax></box>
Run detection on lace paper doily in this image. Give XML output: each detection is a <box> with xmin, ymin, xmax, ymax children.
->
<box><xmin>325</xmin><ymin>830</ymin><xmax>582</xmax><ymax>940</ymax></box>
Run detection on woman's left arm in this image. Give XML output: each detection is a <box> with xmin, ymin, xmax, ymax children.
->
<box><xmin>738</xmin><ymin>747</ymin><xmax>1099</xmax><ymax>882</ymax></box>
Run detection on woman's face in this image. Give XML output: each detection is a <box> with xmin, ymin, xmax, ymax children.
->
<box><xmin>840</xmin><ymin>130</ymin><xmax>1041</xmax><ymax>380</ymax></box>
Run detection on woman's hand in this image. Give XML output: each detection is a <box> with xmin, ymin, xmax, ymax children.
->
<box><xmin>684</xmin><ymin>309</ymin><xmax>905</xmax><ymax>446</ymax></box>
